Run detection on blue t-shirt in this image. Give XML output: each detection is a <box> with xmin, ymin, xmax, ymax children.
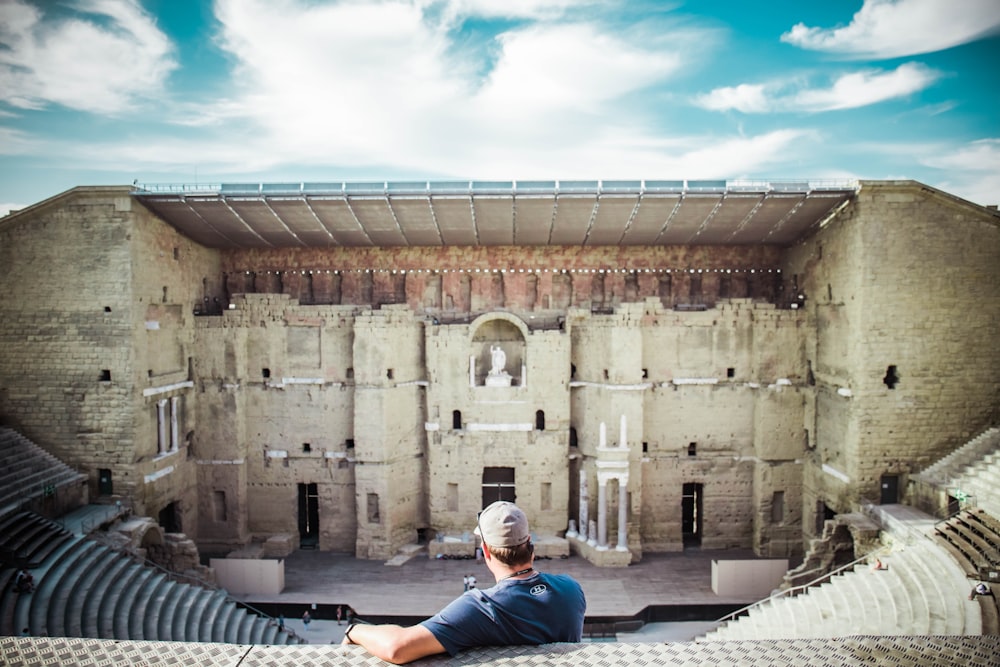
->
<box><xmin>421</xmin><ymin>571</ymin><xmax>586</xmax><ymax>656</ymax></box>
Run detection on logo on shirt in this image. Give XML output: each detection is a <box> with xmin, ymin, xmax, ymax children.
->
<box><xmin>530</xmin><ymin>584</ymin><xmax>547</xmax><ymax>596</ymax></box>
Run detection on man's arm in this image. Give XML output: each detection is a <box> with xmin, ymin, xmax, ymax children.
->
<box><xmin>342</xmin><ymin>622</ymin><xmax>447</xmax><ymax>665</ymax></box>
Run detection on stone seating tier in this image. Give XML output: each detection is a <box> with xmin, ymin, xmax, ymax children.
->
<box><xmin>0</xmin><ymin>428</ymin><xmax>86</xmax><ymax>516</ymax></box>
<box><xmin>0</xmin><ymin>510</ymin><xmax>301</xmax><ymax>645</ymax></box>
<box><xmin>701</xmin><ymin>537</ymin><xmax>980</xmax><ymax>641</ymax></box>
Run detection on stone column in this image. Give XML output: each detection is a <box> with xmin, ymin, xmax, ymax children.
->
<box><xmin>597</xmin><ymin>480</ymin><xmax>608</xmax><ymax>550</ymax></box>
<box><xmin>616</xmin><ymin>479</ymin><xmax>628</xmax><ymax>551</ymax></box>
<box><xmin>170</xmin><ymin>396</ymin><xmax>179</xmax><ymax>452</ymax></box>
<box><xmin>619</xmin><ymin>414</ymin><xmax>627</xmax><ymax>448</ymax></box>
<box><xmin>578</xmin><ymin>470</ymin><xmax>589</xmax><ymax>541</ymax></box>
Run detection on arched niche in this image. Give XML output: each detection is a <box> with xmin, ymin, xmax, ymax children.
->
<box><xmin>470</xmin><ymin>313</ymin><xmax>528</xmax><ymax>386</ymax></box>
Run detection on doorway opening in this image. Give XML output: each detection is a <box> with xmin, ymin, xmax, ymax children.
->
<box><xmin>681</xmin><ymin>483</ymin><xmax>703</xmax><ymax>548</ymax></box>
<box><xmin>158</xmin><ymin>501</ymin><xmax>180</xmax><ymax>533</ymax></box>
<box><xmin>98</xmin><ymin>468</ymin><xmax>113</xmax><ymax>496</ymax></box>
<box><xmin>482</xmin><ymin>467</ymin><xmax>516</xmax><ymax>507</ymax></box>
<box><xmin>298</xmin><ymin>482</ymin><xmax>320</xmax><ymax>549</ymax></box>
<box><xmin>880</xmin><ymin>474</ymin><xmax>900</xmax><ymax>504</ymax></box>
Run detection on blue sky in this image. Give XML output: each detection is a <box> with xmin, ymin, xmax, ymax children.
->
<box><xmin>1</xmin><ymin>0</ymin><xmax>999</xmax><ymax>216</ymax></box>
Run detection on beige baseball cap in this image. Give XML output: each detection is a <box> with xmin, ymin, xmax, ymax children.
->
<box><xmin>474</xmin><ymin>501</ymin><xmax>530</xmax><ymax>548</ymax></box>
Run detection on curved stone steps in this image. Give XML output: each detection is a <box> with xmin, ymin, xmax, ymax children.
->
<box><xmin>827</xmin><ymin>577</ymin><xmax>854</xmax><ymax>635</ymax></box>
<box><xmin>952</xmin><ymin>517</ymin><xmax>1000</xmax><ymax>564</ymax></box>
<box><xmin>155</xmin><ymin>581</ymin><xmax>188</xmax><ymax>641</ymax></box>
<box><xmin>921</xmin><ymin>540</ymin><xmax>980</xmax><ymax>634</ymax></box>
<box><xmin>259</xmin><ymin>618</ymin><xmax>280</xmax><ymax>645</ymax></box>
<box><xmin>908</xmin><ymin>545</ymin><xmax>957</xmax><ymax>634</ymax></box>
<box><xmin>861</xmin><ymin>564</ymin><xmax>899</xmax><ymax>633</ymax></box>
<box><xmin>28</xmin><ymin>539</ymin><xmax>97</xmax><ymax>635</ymax></box>
<box><xmin>700</xmin><ymin>541</ymin><xmax>973</xmax><ymax>641</ymax></box>
<box><xmin>97</xmin><ymin>562</ymin><xmax>144</xmax><ymax>638</ymax></box>
<box><xmin>0</xmin><ymin>567</ymin><xmax>19</xmax><ymax>636</ymax></box>
<box><xmin>4</xmin><ymin>516</ymin><xmax>49</xmax><ymax>560</ymax></box>
<box><xmin>81</xmin><ymin>555</ymin><xmax>132</xmax><ymax>637</ymax></box>
<box><xmin>217</xmin><ymin>601</ymin><xmax>242</xmax><ymax>643</ymax></box>
<box><xmin>142</xmin><ymin>574</ymin><xmax>178</xmax><ymax>640</ymax></box>
<box><xmin>181</xmin><ymin>588</ymin><xmax>212</xmax><ymax>641</ymax></box>
<box><xmin>799</xmin><ymin>586</ymin><xmax>826</xmax><ymax>637</ymax></box>
<box><xmin>236</xmin><ymin>612</ymin><xmax>256</xmax><ymax>644</ymax></box>
<box><xmin>888</xmin><ymin>547</ymin><xmax>934</xmax><ymax>634</ymax></box>
<box><xmin>63</xmin><ymin>545</ymin><xmax>118</xmax><ymax>636</ymax></box>
<box><xmin>47</xmin><ymin>541</ymin><xmax>105</xmax><ymax>636</ymax></box>
<box><xmin>127</xmin><ymin>571</ymin><xmax>169</xmax><ymax>640</ymax></box>
<box><xmin>112</xmin><ymin>567</ymin><xmax>154</xmax><ymax>639</ymax></box>
<box><xmin>835</xmin><ymin>569</ymin><xmax>874</xmax><ymax>634</ymax></box>
<box><xmin>198</xmin><ymin>592</ymin><xmax>226</xmax><ymax>642</ymax></box>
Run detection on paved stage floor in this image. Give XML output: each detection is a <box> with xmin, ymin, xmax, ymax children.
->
<box><xmin>235</xmin><ymin>547</ymin><xmax>767</xmax><ymax>644</ymax></box>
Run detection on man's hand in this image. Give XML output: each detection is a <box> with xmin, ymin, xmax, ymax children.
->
<box><xmin>340</xmin><ymin>622</ymin><xmax>447</xmax><ymax>665</ymax></box>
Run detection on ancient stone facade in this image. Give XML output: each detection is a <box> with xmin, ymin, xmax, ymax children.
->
<box><xmin>1</xmin><ymin>181</ymin><xmax>997</xmax><ymax>565</ymax></box>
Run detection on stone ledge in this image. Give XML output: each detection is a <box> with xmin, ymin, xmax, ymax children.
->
<box><xmin>1</xmin><ymin>635</ymin><xmax>997</xmax><ymax>667</ymax></box>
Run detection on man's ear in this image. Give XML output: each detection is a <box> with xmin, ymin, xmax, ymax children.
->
<box><xmin>482</xmin><ymin>543</ymin><xmax>492</xmax><ymax>561</ymax></box>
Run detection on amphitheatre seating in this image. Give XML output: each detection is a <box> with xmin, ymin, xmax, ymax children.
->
<box><xmin>0</xmin><ymin>511</ymin><xmax>74</xmax><ymax>569</ymax></box>
<box><xmin>0</xmin><ymin>510</ymin><xmax>301</xmax><ymax>645</ymax></box>
<box><xmin>701</xmin><ymin>538</ymin><xmax>981</xmax><ymax>641</ymax></box>
<box><xmin>0</xmin><ymin>428</ymin><xmax>86</xmax><ymax>516</ymax></box>
<box><xmin>914</xmin><ymin>428</ymin><xmax>1000</xmax><ymax>518</ymax></box>
<box><xmin>933</xmin><ymin>508</ymin><xmax>1000</xmax><ymax>634</ymax></box>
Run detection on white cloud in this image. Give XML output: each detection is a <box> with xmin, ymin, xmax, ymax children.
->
<box><xmin>695</xmin><ymin>83</ymin><xmax>771</xmax><ymax>113</ymax></box>
<box><xmin>0</xmin><ymin>203</ymin><xmax>27</xmax><ymax>218</ymax></box>
<box><xmin>204</xmin><ymin>0</ymin><xmax>693</xmax><ymax>172</ymax></box>
<box><xmin>782</xmin><ymin>0</ymin><xmax>1000</xmax><ymax>59</ymax></box>
<box><xmin>0</xmin><ymin>0</ymin><xmax>176</xmax><ymax>114</ymax></box>
<box><xmin>696</xmin><ymin>63</ymin><xmax>939</xmax><ymax>113</ymax></box>
<box><xmin>441</xmin><ymin>0</ymin><xmax>601</xmax><ymax>22</ymax></box>
<box><xmin>474</xmin><ymin>23</ymin><xmax>681</xmax><ymax>115</ymax></box>
<box><xmin>792</xmin><ymin>63</ymin><xmax>938</xmax><ymax>111</ymax></box>
<box><xmin>919</xmin><ymin>138</ymin><xmax>1000</xmax><ymax>206</ymax></box>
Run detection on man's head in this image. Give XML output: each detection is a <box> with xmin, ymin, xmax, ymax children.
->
<box><xmin>475</xmin><ymin>501</ymin><xmax>534</xmax><ymax>566</ymax></box>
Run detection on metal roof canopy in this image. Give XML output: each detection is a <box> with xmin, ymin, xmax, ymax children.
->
<box><xmin>133</xmin><ymin>179</ymin><xmax>857</xmax><ymax>249</ymax></box>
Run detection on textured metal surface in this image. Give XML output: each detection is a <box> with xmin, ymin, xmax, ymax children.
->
<box><xmin>0</xmin><ymin>636</ymin><xmax>251</xmax><ymax>666</ymax></box>
<box><xmin>3</xmin><ymin>635</ymin><xmax>999</xmax><ymax>666</ymax></box>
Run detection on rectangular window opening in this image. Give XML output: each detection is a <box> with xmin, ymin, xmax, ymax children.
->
<box><xmin>213</xmin><ymin>490</ymin><xmax>227</xmax><ymax>522</ymax></box>
<box><xmin>771</xmin><ymin>491</ymin><xmax>785</xmax><ymax>524</ymax></box>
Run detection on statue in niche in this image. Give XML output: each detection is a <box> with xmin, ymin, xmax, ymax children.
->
<box><xmin>490</xmin><ymin>345</ymin><xmax>507</xmax><ymax>375</ymax></box>
<box><xmin>486</xmin><ymin>344</ymin><xmax>512</xmax><ymax>387</ymax></box>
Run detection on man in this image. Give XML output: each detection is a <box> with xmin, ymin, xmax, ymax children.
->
<box><xmin>342</xmin><ymin>501</ymin><xmax>586</xmax><ymax>664</ymax></box>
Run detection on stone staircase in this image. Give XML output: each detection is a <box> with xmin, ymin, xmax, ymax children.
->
<box><xmin>0</xmin><ymin>428</ymin><xmax>86</xmax><ymax>516</ymax></box>
<box><xmin>700</xmin><ymin>536</ymin><xmax>981</xmax><ymax>641</ymax></box>
<box><xmin>915</xmin><ymin>428</ymin><xmax>1000</xmax><ymax>486</ymax></box>
<box><xmin>0</xmin><ymin>511</ymin><xmax>300</xmax><ymax>644</ymax></box>
<box><xmin>912</xmin><ymin>428</ymin><xmax>1000</xmax><ymax>518</ymax></box>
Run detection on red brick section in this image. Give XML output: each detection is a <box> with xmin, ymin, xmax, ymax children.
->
<box><xmin>221</xmin><ymin>245</ymin><xmax>785</xmax><ymax>309</ymax></box>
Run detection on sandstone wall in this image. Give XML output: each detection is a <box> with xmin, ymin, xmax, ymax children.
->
<box><xmin>425</xmin><ymin>313</ymin><xmax>572</xmax><ymax>540</ymax></box>
<box><xmin>0</xmin><ymin>188</ymin><xmax>217</xmax><ymax>533</ymax></box>
<box><xmin>784</xmin><ymin>181</ymin><xmax>1000</xmax><ymax>539</ymax></box>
